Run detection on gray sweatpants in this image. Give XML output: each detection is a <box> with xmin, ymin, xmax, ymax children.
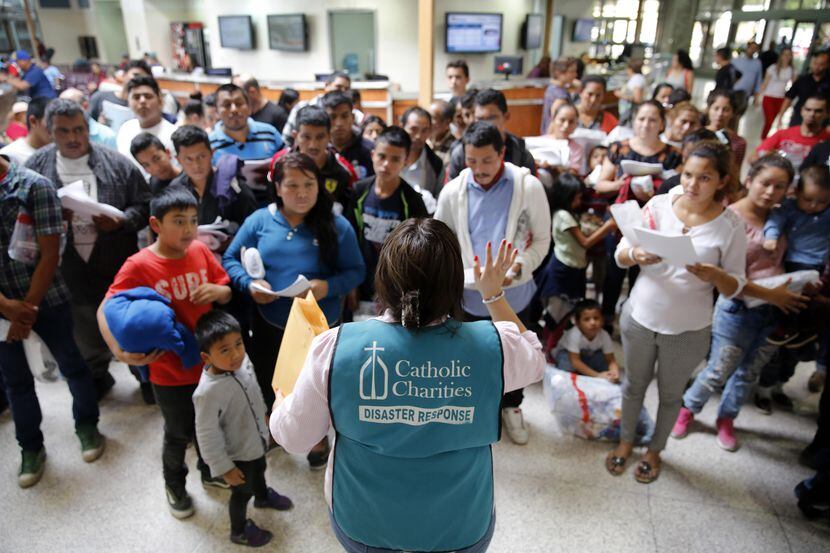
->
<box><xmin>620</xmin><ymin>303</ymin><xmax>712</xmax><ymax>452</ymax></box>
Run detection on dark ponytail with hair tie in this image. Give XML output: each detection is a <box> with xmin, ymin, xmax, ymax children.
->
<box><xmin>400</xmin><ymin>291</ymin><xmax>421</xmax><ymax>329</ymax></box>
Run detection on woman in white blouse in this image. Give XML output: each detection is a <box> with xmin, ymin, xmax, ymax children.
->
<box><xmin>605</xmin><ymin>141</ymin><xmax>747</xmax><ymax>483</ymax></box>
<box><xmin>759</xmin><ymin>47</ymin><xmax>794</xmax><ymax>140</ymax></box>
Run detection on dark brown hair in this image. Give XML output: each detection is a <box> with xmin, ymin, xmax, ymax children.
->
<box><xmin>799</xmin><ymin>164</ymin><xmax>830</xmax><ymax>192</ymax></box>
<box><xmin>685</xmin><ymin>140</ymin><xmax>738</xmax><ymax>201</ymax></box>
<box><xmin>375</xmin><ymin>218</ymin><xmax>464</xmax><ymax>329</ymax></box>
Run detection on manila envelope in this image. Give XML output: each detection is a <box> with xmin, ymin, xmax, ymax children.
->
<box><xmin>272</xmin><ymin>291</ymin><xmax>329</xmax><ymax>395</ymax></box>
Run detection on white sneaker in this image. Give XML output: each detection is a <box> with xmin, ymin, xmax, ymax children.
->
<box><xmin>502</xmin><ymin>408</ymin><xmax>529</xmax><ymax>445</ymax></box>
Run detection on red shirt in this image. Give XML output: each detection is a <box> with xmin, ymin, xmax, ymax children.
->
<box><xmin>757</xmin><ymin>126</ymin><xmax>830</xmax><ymax>169</ymax></box>
<box><xmin>106</xmin><ymin>240</ymin><xmax>230</xmax><ymax>386</ymax></box>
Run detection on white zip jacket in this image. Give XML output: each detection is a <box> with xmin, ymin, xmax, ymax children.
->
<box><xmin>435</xmin><ymin>162</ymin><xmax>551</xmax><ymax>288</ymax></box>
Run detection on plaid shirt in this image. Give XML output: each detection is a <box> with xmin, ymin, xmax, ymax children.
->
<box><xmin>0</xmin><ymin>161</ymin><xmax>71</xmax><ymax>308</ymax></box>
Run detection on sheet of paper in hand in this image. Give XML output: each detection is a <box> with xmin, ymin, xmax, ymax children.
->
<box><xmin>631</xmin><ymin>227</ymin><xmax>698</xmax><ymax>267</ymax></box>
<box><xmin>620</xmin><ymin>160</ymin><xmax>664</xmax><ymax>177</ymax></box>
<box><xmin>58</xmin><ymin>180</ymin><xmax>126</xmax><ymax>220</ymax></box>
<box><xmin>250</xmin><ymin>275</ymin><xmax>311</xmax><ymax>298</ymax></box>
<box><xmin>609</xmin><ymin>200</ymin><xmax>643</xmax><ymax>244</ymax></box>
<box><xmin>525</xmin><ymin>136</ymin><xmax>571</xmax><ymax>166</ymax></box>
<box><xmin>273</xmin><ymin>291</ymin><xmax>329</xmax><ymax>395</ymax></box>
<box><xmin>743</xmin><ymin>270</ymin><xmax>821</xmax><ymax>308</ymax></box>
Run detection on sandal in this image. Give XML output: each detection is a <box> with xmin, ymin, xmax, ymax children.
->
<box><xmin>634</xmin><ymin>460</ymin><xmax>661</xmax><ymax>484</ymax></box>
<box><xmin>605</xmin><ymin>452</ymin><xmax>628</xmax><ymax>476</ymax></box>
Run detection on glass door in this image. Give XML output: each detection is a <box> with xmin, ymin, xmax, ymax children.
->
<box><xmin>792</xmin><ymin>21</ymin><xmax>817</xmax><ymax>72</ymax></box>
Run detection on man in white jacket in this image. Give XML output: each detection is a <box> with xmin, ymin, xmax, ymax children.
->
<box><xmin>435</xmin><ymin>121</ymin><xmax>551</xmax><ymax>444</ymax></box>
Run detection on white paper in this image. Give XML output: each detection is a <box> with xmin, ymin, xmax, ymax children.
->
<box><xmin>58</xmin><ymin>180</ymin><xmax>126</xmax><ymax>220</ymax></box>
<box><xmin>743</xmin><ymin>270</ymin><xmax>821</xmax><ymax>308</ymax></box>
<box><xmin>464</xmin><ymin>267</ymin><xmax>477</xmax><ymax>290</ymax></box>
<box><xmin>609</xmin><ymin>201</ymin><xmax>643</xmax><ymax>244</ymax></box>
<box><xmin>101</xmin><ymin>100</ymin><xmax>135</xmax><ymax>133</ymax></box>
<box><xmin>631</xmin><ymin>227</ymin><xmax>698</xmax><ymax>267</ymax></box>
<box><xmin>525</xmin><ymin>136</ymin><xmax>571</xmax><ymax>166</ymax></box>
<box><xmin>250</xmin><ymin>275</ymin><xmax>311</xmax><ymax>298</ymax></box>
<box><xmin>621</xmin><ymin>160</ymin><xmax>664</xmax><ymax>177</ymax></box>
<box><xmin>630</xmin><ymin>175</ymin><xmax>654</xmax><ymax>195</ymax></box>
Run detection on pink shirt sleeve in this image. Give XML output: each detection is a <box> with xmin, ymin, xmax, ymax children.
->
<box><xmin>268</xmin><ymin>319</ymin><xmax>546</xmax><ymax>453</ymax></box>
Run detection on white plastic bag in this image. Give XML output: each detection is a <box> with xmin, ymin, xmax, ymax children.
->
<box><xmin>7</xmin><ymin>209</ymin><xmax>68</xmax><ymax>266</ymax></box>
<box><xmin>0</xmin><ymin>320</ymin><xmax>60</xmax><ymax>382</ymax></box>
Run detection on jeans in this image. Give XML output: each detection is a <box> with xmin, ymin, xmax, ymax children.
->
<box><xmin>151</xmin><ymin>383</ymin><xmax>210</xmax><ymax>493</ymax></box>
<box><xmin>330</xmin><ymin>510</ymin><xmax>496</xmax><ymax>553</ymax></box>
<box><xmin>229</xmin><ymin>456</ymin><xmax>268</xmax><ymax>535</ymax></box>
<box><xmin>0</xmin><ymin>302</ymin><xmax>99</xmax><ymax>452</ymax></box>
<box><xmin>554</xmin><ymin>349</ymin><xmax>608</xmax><ymax>374</ymax></box>
<box><xmin>683</xmin><ymin>298</ymin><xmax>779</xmax><ymax>420</ymax></box>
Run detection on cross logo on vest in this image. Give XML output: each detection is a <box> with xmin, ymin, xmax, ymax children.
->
<box><xmin>359</xmin><ymin>341</ymin><xmax>388</xmax><ymax>400</ymax></box>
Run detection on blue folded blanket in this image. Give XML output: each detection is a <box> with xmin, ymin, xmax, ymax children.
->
<box><xmin>103</xmin><ymin>287</ymin><xmax>200</xmax><ymax>368</ymax></box>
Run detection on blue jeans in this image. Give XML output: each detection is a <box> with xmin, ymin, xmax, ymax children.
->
<box><xmin>683</xmin><ymin>297</ymin><xmax>779</xmax><ymax>420</ymax></box>
<box><xmin>330</xmin><ymin>509</ymin><xmax>496</xmax><ymax>553</ymax></box>
<box><xmin>554</xmin><ymin>348</ymin><xmax>608</xmax><ymax>374</ymax></box>
<box><xmin>0</xmin><ymin>302</ymin><xmax>100</xmax><ymax>452</ymax></box>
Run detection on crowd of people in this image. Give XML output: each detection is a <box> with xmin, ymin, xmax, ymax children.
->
<box><xmin>2</xmin><ymin>39</ymin><xmax>830</xmax><ymax>549</ymax></box>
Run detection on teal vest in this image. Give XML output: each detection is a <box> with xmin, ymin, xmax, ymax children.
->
<box><xmin>329</xmin><ymin>318</ymin><xmax>504</xmax><ymax>551</ymax></box>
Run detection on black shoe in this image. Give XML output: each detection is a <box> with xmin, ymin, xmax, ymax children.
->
<box><xmin>795</xmin><ymin>480</ymin><xmax>830</xmax><ymax>520</ymax></box>
<box><xmin>306</xmin><ymin>439</ymin><xmax>330</xmax><ymax>471</ymax></box>
<box><xmin>230</xmin><ymin>519</ymin><xmax>273</xmax><ymax>547</ymax></box>
<box><xmin>771</xmin><ymin>391</ymin><xmax>793</xmax><ymax>411</ymax></box>
<box><xmin>755</xmin><ymin>394</ymin><xmax>773</xmax><ymax>415</ymax></box>
<box><xmin>201</xmin><ymin>474</ymin><xmax>230</xmax><ymax>489</ymax></box>
<box><xmin>253</xmin><ymin>487</ymin><xmax>293</xmax><ymax>510</ymax></box>
<box><xmin>93</xmin><ymin>373</ymin><xmax>116</xmax><ymax>401</ymax></box>
<box><xmin>165</xmin><ymin>486</ymin><xmax>194</xmax><ymax>519</ymax></box>
<box><xmin>140</xmin><ymin>382</ymin><xmax>156</xmax><ymax>405</ymax></box>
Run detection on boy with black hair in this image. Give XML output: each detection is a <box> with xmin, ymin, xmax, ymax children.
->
<box><xmin>117</xmin><ymin>75</ymin><xmax>177</xmax><ymax>179</ymax></box>
<box><xmin>271</xmin><ymin>105</ymin><xmax>356</xmax><ymax>215</ymax></box>
<box><xmin>129</xmin><ymin>132</ymin><xmax>181</xmax><ymax>193</ymax></box>
<box><xmin>552</xmin><ymin>299</ymin><xmax>620</xmax><ymax>382</ymax></box>
<box><xmin>400</xmin><ymin>106</ymin><xmax>444</xmax><ymax>198</ymax></box>
<box><xmin>446</xmin><ymin>59</ymin><xmax>470</xmax><ymax>101</ymax></box>
<box><xmin>321</xmin><ymin>90</ymin><xmax>374</xmax><ymax>180</ymax></box>
<box><xmin>0</xmin><ymin>96</ymin><xmax>52</xmax><ymax>164</ymax></box>
<box><xmin>169</xmin><ymin>125</ymin><xmax>257</xmax><ymax>232</ymax></box>
<box><xmin>350</xmin><ymin>126</ymin><xmax>429</xmax><ymax>300</ymax></box>
<box><xmin>97</xmin><ymin>185</ymin><xmax>233</xmax><ymax>519</ymax></box>
<box><xmin>193</xmin><ymin>310</ymin><xmax>293</xmax><ymax>547</ymax></box>
<box><xmin>446</xmin><ymin>88</ymin><xmax>536</xmax><ymax>180</ymax></box>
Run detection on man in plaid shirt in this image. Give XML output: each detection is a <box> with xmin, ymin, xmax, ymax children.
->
<box><xmin>0</xmin><ymin>150</ymin><xmax>105</xmax><ymax>489</ymax></box>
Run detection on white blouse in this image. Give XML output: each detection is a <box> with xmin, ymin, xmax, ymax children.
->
<box><xmin>615</xmin><ymin>194</ymin><xmax>747</xmax><ymax>335</ymax></box>
<box><xmin>764</xmin><ymin>65</ymin><xmax>794</xmax><ymax>99</ymax></box>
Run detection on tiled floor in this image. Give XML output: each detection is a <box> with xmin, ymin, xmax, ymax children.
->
<box><xmin>0</xmin><ymin>358</ymin><xmax>827</xmax><ymax>552</ymax></box>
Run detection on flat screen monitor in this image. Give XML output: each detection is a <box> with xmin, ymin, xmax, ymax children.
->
<box><xmin>522</xmin><ymin>14</ymin><xmax>543</xmax><ymax>49</ymax></box>
<box><xmin>445</xmin><ymin>12</ymin><xmax>503</xmax><ymax>54</ymax></box>
<box><xmin>572</xmin><ymin>18</ymin><xmax>594</xmax><ymax>43</ymax></box>
<box><xmin>268</xmin><ymin>14</ymin><xmax>308</xmax><ymax>52</ymax></box>
<box><xmin>218</xmin><ymin>15</ymin><xmax>254</xmax><ymax>49</ymax></box>
<box><xmin>494</xmin><ymin>56</ymin><xmax>523</xmax><ymax>75</ymax></box>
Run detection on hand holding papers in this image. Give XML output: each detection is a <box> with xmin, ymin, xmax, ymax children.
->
<box><xmin>743</xmin><ymin>270</ymin><xmax>821</xmax><ymax>309</ymax></box>
<box><xmin>58</xmin><ymin>181</ymin><xmax>126</xmax><ymax>220</ymax></box>
<box><xmin>631</xmin><ymin>227</ymin><xmax>699</xmax><ymax>267</ymax></box>
<box><xmin>250</xmin><ymin>275</ymin><xmax>311</xmax><ymax>298</ymax></box>
<box><xmin>273</xmin><ymin>291</ymin><xmax>329</xmax><ymax>395</ymax></box>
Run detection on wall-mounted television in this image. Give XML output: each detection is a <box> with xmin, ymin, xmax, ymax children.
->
<box><xmin>521</xmin><ymin>14</ymin><xmax>543</xmax><ymax>49</ymax></box>
<box><xmin>445</xmin><ymin>12</ymin><xmax>503</xmax><ymax>54</ymax></box>
<box><xmin>218</xmin><ymin>15</ymin><xmax>254</xmax><ymax>49</ymax></box>
<box><xmin>268</xmin><ymin>14</ymin><xmax>308</xmax><ymax>52</ymax></box>
<box><xmin>572</xmin><ymin>18</ymin><xmax>595</xmax><ymax>43</ymax></box>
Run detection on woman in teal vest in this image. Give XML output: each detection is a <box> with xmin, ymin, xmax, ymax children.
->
<box><xmin>270</xmin><ymin>218</ymin><xmax>545</xmax><ymax>552</ymax></box>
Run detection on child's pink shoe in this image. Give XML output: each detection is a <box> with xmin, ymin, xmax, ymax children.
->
<box><xmin>671</xmin><ymin>407</ymin><xmax>694</xmax><ymax>439</ymax></box>
<box><xmin>716</xmin><ymin>417</ymin><xmax>738</xmax><ymax>451</ymax></box>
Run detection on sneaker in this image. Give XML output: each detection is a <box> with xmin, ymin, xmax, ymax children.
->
<box><xmin>502</xmin><ymin>408</ymin><xmax>529</xmax><ymax>445</ymax></box>
<box><xmin>771</xmin><ymin>390</ymin><xmax>794</xmax><ymax>411</ymax></box>
<box><xmin>716</xmin><ymin>417</ymin><xmax>738</xmax><ymax>451</ymax></box>
<box><xmin>230</xmin><ymin>519</ymin><xmax>273</xmax><ymax>547</ymax></box>
<box><xmin>18</xmin><ymin>448</ymin><xmax>46</xmax><ymax>489</ymax></box>
<box><xmin>307</xmin><ymin>438</ymin><xmax>330</xmax><ymax>471</ymax></box>
<box><xmin>165</xmin><ymin>486</ymin><xmax>194</xmax><ymax>519</ymax></box>
<box><xmin>807</xmin><ymin>371</ymin><xmax>826</xmax><ymax>393</ymax></box>
<box><xmin>76</xmin><ymin>424</ymin><xmax>106</xmax><ymax>463</ymax></box>
<box><xmin>254</xmin><ymin>487</ymin><xmax>294</xmax><ymax>510</ymax></box>
<box><xmin>201</xmin><ymin>474</ymin><xmax>230</xmax><ymax>489</ymax></box>
<box><xmin>140</xmin><ymin>382</ymin><xmax>156</xmax><ymax>405</ymax></box>
<box><xmin>754</xmin><ymin>394</ymin><xmax>773</xmax><ymax>415</ymax></box>
<box><xmin>671</xmin><ymin>407</ymin><xmax>694</xmax><ymax>439</ymax></box>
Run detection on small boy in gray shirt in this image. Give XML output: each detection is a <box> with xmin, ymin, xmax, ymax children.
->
<box><xmin>193</xmin><ymin>311</ymin><xmax>293</xmax><ymax>547</ymax></box>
